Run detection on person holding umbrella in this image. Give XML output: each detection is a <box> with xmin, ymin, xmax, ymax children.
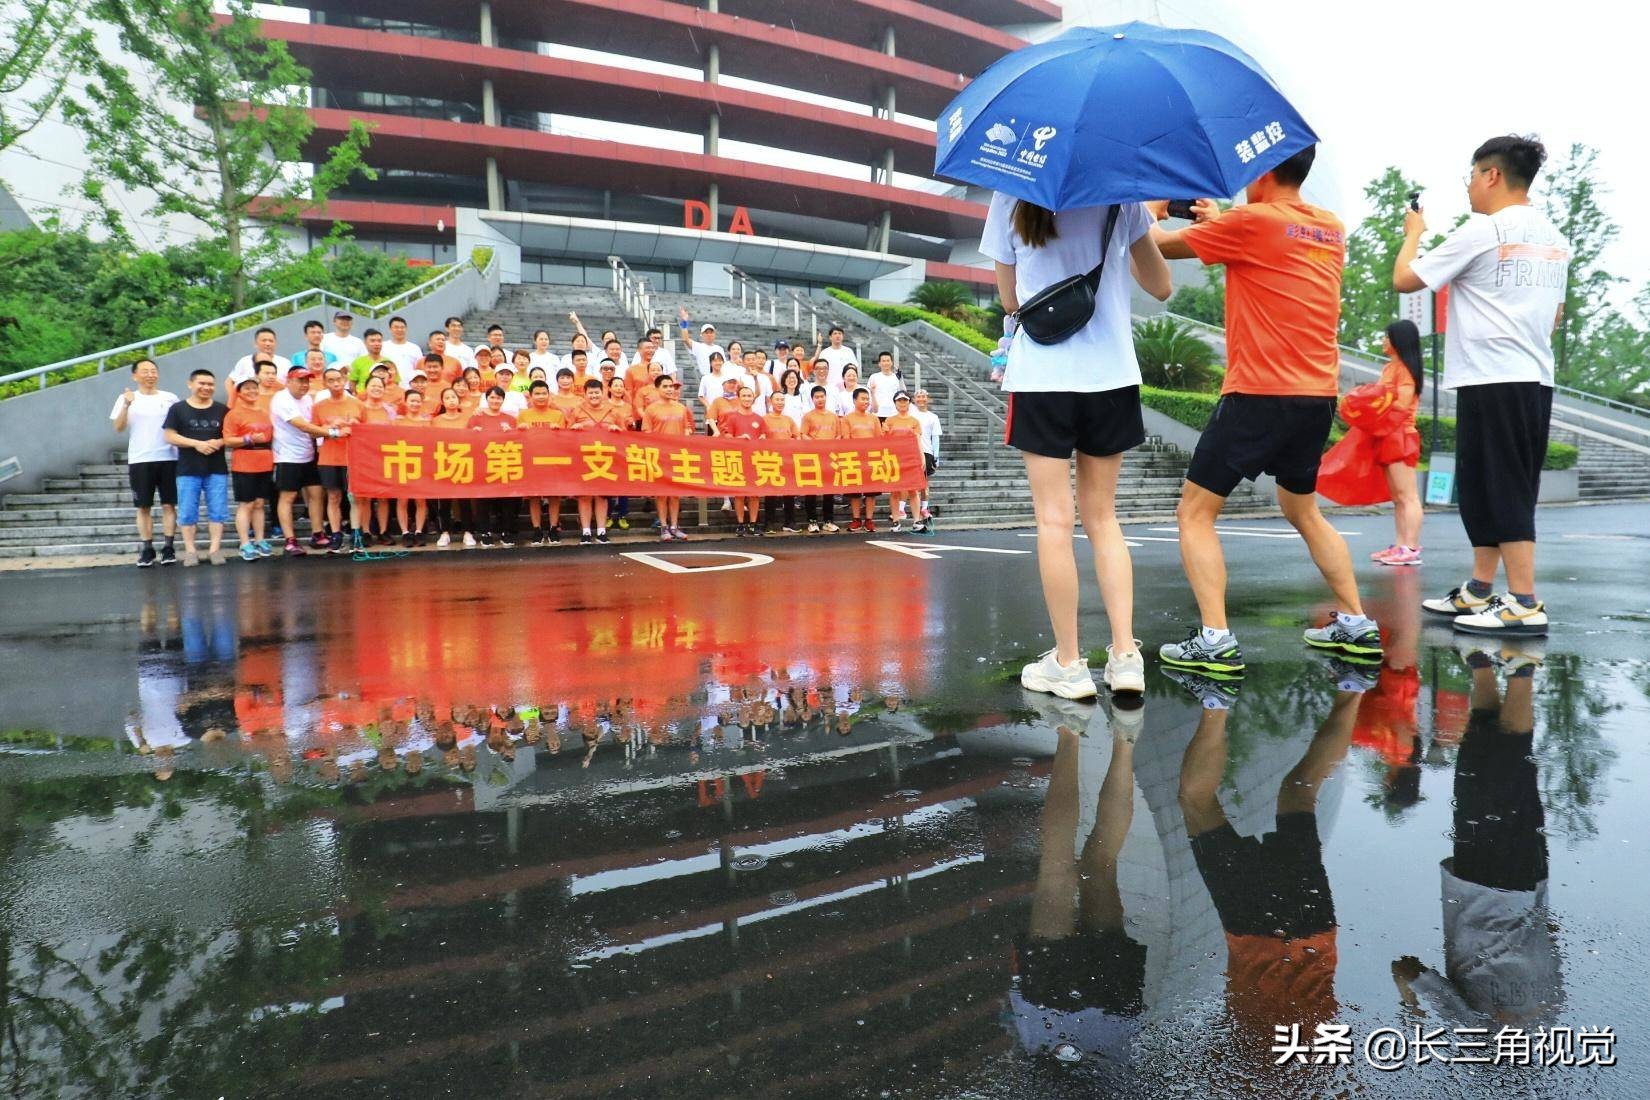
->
<box><xmin>1149</xmin><ymin>146</ymin><xmax>1381</xmax><ymax>674</ymax></box>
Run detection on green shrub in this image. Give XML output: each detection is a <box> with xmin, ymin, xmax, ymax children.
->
<box><xmin>1132</xmin><ymin>316</ymin><xmax>1221</xmax><ymax>392</ymax></box>
<box><xmin>1140</xmin><ymin>386</ymin><xmax>1221</xmax><ymax>430</ymax></box>
<box><xmin>827</xmin><ymin>288</ymin><xmax>999</xmax><ymax>354</ymax></box>
<box><xmin>1542</xmin><ymin>442</ymin><xmax>1579</xmax><ymax>471</ymax></box>
<box><xmin>905</xmin><ymin>280</ymin><xmax>973</xmax><ymax>319</ymax></box>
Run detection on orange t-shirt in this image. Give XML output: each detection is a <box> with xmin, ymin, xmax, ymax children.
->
<box><xmin>842</xmin><ymin>411</ymin><xmax>881</xmax><ymax>439</ymax></box>
<box><xmin>707</xmin><ymin>395</ymin><xmax>740</xmax><ymax>425</ymax></box>
<box><xmin>466</xmin><ymin>411</ymin><xmax>517</xmax><ymax>433</ymax></box>
<box><xmin>359</xmin><ymin>401</ymin><xmax>396</xmax><ymax>425</ymax></box>
<box><xmin>761</xmin><ymin>414</ymin><xmax>796</xmax><ymax>440</ymax></box>
<box><xmin>550</xmin><ymin>391</ymin><xmax>583</xmax><ymax>418</ymax></box>
<box><xmin>800</xmin><ymin>409</ymin><xmax>842</xmax><ymax>440</ymax></box>
<box><xmin>400</xmin><ymin>413</ymin><xmax>432</xmax><ymax>430</ymax></box>
<box><xmin>458</xmin><ymin>394</ymin><xmax>481</xmax><ymax>417</ymax></box>
<box><xmin>882</xmin><ymin>413</ymin><xmax>922</xmax><ymax>437</ymax></box>
<box><xmin>624</xmin><ymin>361</ymin><xmax>660</xmax><ymax>404</ymax></box>
<box><xmin>568</xmin><ymin>403</ymin><xmax>628</xmax><ymax>432</ymax></box>
<box><xmin>254</xmin><ymin>386</ymin><xmax>282</xmax><ymax>413</ymax></box>
<box><xmin>717</xmin><ymin>410</ymin><xmax>766</xmax><ymax>439</ymax></box>
<box><xmin>312</xmin><ymin>393</ymin><xmax>363</xmax><ymax>465</ymax></box>
<box><xmin>1377</xmin><ymin>357</ymin><xmax>1419</xmax><ymax>426</ymax></box>
<box><xmin>1181</xmin><ymin>201</ymin><xmax>1345</xmax><ymax>398</ymax></box>
<box><xmin>222</xmin><ymin>403</ymin><xmax>275</xmax><ymax>474</ymax></box>
<box><xmin>431</xmin><ymin>412</ymin><xmax>470</xmax><ymax>432</ymax></box>
<box><xmin>642</xmin><ymin>400</ymin><xmax>695</xmax><ymax>436</ymax></box>
<box><xmin>516</xmin><ymin>407</ymin><xmax>567</xmax><ymax>430</ymax></box>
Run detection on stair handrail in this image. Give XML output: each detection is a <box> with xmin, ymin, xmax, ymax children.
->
<box><xmin>883</xmin><ymin>328</ymin><xmax>1004</xmax><ymax>429</ymax></box>
<box><xmin>607</xmin><ymin>256</ymin><xmax>656</xmax><ymax>332</ymax></box>
<box><xmin>785</xmin><ymin>289</ymin><xmax>828</xmax><ymax>348</ymax></box>
<box><xmin>723</xmin><ymin>265</ymin><xmax>780</xmax><ymax>326</ymax></box>
<box><xmin>1</xmin><ymin>254</ymin><xmax>490</xmax><ymax>393</ymax></box>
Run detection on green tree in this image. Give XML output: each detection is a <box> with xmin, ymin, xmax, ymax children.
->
<box><xmin>1166</xmin><ymin>264</ymin><xmax>1225</xmax><ymax>325</ymax></box>
<box><xmin>1340</xmin><ymin>167</ymin><xmax>1424</xmax><ymax>353</ymax></box>
<box><xmin>1132</xmin><ymin>315</ymin><xmax>1220</xmax><ymax>392</ymax></box>
<box><xmin>64</xmin><ymin>0</ymin><xmax>374</xmax><ymax>310</ymax></box>
<box><xmin>0</xmin><ymin>1</ymin><xmax>85</xmax><ymax>154</ymax></box>
<box><xmin>1543</xmin><ymin>143</ymin><xmax>1621</xmax><ymax>389</ymax></box>
<box><xmin>907</xmin><ymin>280</ymin><xmax>973</xmax><ymax>320</ymax></box>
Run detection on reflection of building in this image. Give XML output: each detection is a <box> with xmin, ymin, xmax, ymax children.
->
<box><xmin>259</xmin><ymin>1</ymin><xmax>1060</xmax><ymax>299</ymax></box>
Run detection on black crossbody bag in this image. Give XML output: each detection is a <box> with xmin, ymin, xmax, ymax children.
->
<box><xmin>1012</xmin><ymin>205</ymin><xmax>1121</xmax><ymax>345</ymax></box>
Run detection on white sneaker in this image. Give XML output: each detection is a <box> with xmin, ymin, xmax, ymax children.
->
<box><xmin>1020</xmin><ymin>648</ymin><xmax>1098</xmax><ymax>700</ymax></box>
<box><xmin>1453</xmin><ymin>594</ymin><xmax>1549</xmax><ymax>637</ymax></box>
<box><xmin>436</xmin><ymin>531</ymin><xmax>451</xmax><ymax>548</ymax></box>
<box><xmin>1423</xmin><ymin>583</ymin><xmax>1492</xmax><ymax>617</ymax></box>
<box><xmin>462</xmin><ymin>531</ymin><xmax>477</xmax><ymax>548</ymax></box>
<box><xmin>1101</xmin><ymin>643</ymin><xmax>1146</xmax><ymax>694</ymax></box>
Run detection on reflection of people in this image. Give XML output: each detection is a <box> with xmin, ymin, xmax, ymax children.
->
<box><xmin>1393</xmin><ymin>640</ymin><xmax>1562</xmax><ymax>1024</ymax></box>
<box><xmin>1354</xmin><ymin>568</ymin><xmax>1424</xmax><ymax>816</ymax></box>
<box><xmin>1009</xmin><ymin>705</ymin><xmax>1147</xmax><ymax>1064</ymax></box>
<box><xmin>1175</xmin><ymin>675</ymin><xmax>1359</xmax><ymax>1048</ymax></box>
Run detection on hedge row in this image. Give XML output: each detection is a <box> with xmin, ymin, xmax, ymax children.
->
<box><xmin>826</xmin><ymin>288</ymin><xmax>999</xmax><ymax>354</ymax></box>
<box><xmin>1141</xmin><ymin>390</ymin><xmax>1577</xmax><ymax>471</ymax></box>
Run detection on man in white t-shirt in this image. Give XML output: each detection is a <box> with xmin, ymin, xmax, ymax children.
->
<box><xmin>1398</xmin><ymin>135</ymin><xmax>1570</xmax><ymax>637</ymax></box>
<box><xmin>226</xmin><ymin>326</ymin><xmax>290</xmax><ymax>398</ymax></box>
<box><xmin>269</xmin><ymin>367</ymin><xmax>343</xmax><ymax>556</ymax></box>
<box><xmin>380</xmin><ymin>315</ymin><xmax>424</xmax><ymax>379</ymax></box>
<box><xmin>110</xmin><ymin>357</ymin><xmax>180</xmax><ymax>567</ymax></box>
<box><xmin>444</xmin><ymin>316</ymin><xmax>478</xmax><ymax>371</ymax></box>
<box><xmin>912</xmin><ymin>389</ymin><xmax>943</xmax><ymax>522</ymax></box>
<box><xmin>866</xmin><ymin>351</ymin><xmax>903</xmax><ymax>419</ymax></box>
<box><xmin>815</xmin><ymin>326</ymin><xmax>857</xmax><ymax>389</ymax></box>
<box><xmin>321</xmin><ymin>311</ymin><xmax>367</xmax><ymax>367</ymax></box>
<box><xmin>677</xmin><ymin>308</ymin><xmax>726</xmax><ymax>382</ymax></box>
<box><xmin>695</xmin><ymin>350</ymin><xmax>742</xmax><ymax>412</ymax></box>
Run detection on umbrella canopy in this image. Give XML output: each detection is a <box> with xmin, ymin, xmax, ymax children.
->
<box><xmin>935</xmin><ymin>22</ymin><xmax>1318</xmax><ymax>210</ymax></box>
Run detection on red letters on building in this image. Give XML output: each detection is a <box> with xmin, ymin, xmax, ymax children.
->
<box><xmin>727</xmin><ymin>206</ymin><xmax>754</xmax><ymax>236</ymax></box>
<box><xmin>682</xmin><ymin>200</ymin><xmax>755</xmax><ymax>236</ymax></box>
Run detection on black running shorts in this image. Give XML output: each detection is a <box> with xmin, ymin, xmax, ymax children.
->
<box><xmin>232</xmin><ymin>471</ymin><xmax>275</xmax><ymax>503</ymax></box>
<box><xmin>1186</xmin><ymin>394</ymin><xmax>1336</xmax><ymax>497</ymax></box>
<box><xmin>129</xmin><ymin>460</ymin><xmax>178</xmax><ymax>508</ymax></box>
<box><xmin>1004</xmin><ymin>386</ymin><xmax>1145</xmax><ymax>459</ymax></box>
<box><xmin>1454</xmin><ymin>381</ymin><xmax>1552</xmax><ymax>547</ymax></box>
<box><xmin>274</xmin><ymin>461</ymin><xmax>321</xmax><ymax>493</ymax></box>
<box><xmin>1189</xmin><ymin>813</ymin><xmax>1336</xmax><ymax>940</ymax></box>
<box><xmin>318</xmin><ymin>464</ymin><xmax>350</xmax><ymax>492</ymax></box>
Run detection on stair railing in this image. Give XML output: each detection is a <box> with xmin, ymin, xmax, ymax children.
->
<box><xmin>608</xmin><ymin>256</ymin><xmax>655</xmax><ymax>332</ymax></box>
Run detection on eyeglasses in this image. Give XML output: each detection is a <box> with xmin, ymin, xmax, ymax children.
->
<box><xmin>1463</xmin><ymin>165</ymin><xmax>1493</xmax><ymax>188</ymax></box>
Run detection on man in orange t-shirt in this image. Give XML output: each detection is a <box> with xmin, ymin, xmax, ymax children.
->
<box><xmin>716</xmin><ymin>385</ymin><xmax>767</xmax><ymax>536</ymax></box>
<box><xmin>567</xmin><ymin>378</ymin><xmax>626</xmax><ymax>544</ymax></box>
<box><xmin>516</xmin><ymin>379</ymin><xmax>568</xmax><ymax>545</ymax></box>
<box><xmin>759</xmin><ymin>390</ymin><xmax>800</xmax><ymax>534</ymax></box>
<box><xmin>1151</xmin><ymin>144</ymin><xmax>1376</xmax><ymax>675</ymax></box>
<box><xmin>840</xmin><ymin>387</ymin><xmax>882</xmax><ymax>532</ymax></box>
<box><xmin>799</xmin><ymin>385</ymin><xmax>842</xmax><ymax>534</ymax></box>
<box><xmin>311</xmin><ymin>366</ymin><xmax>362</xmax><ymax>552</ymax></box>
<box><xmin>223</xmin><ymin>377</ymin><xmax>276</xmax><ymax>558</ymax></box>
<box><xmin>641</xmin><ymin>375</ymin><xmax>694</xmax><ymax>541</ymax></box>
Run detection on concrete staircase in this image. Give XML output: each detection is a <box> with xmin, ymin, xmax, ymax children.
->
<box><xmin>1575</xmin><ymin>434</ymin><xmax>1650</xmax><ymax>500</ymax></box>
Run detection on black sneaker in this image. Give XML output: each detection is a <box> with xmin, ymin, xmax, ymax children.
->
<box><xmin>1157</xmin><ymin>627</ymin><xmax>1245</xmax><ymax>676</ymax></box>
<box><xmin>595</xmin><ymin>529</ymin><xmax>611</xmax><ymax>545</ymax></box>
<box><xmin>1161</xmin><ymin>667</ymin><xmax>1243</xmax><ymax>710</ymax></box>
<box><xmin>479</xmin><ymin>532</ymin><xmax>494</xmax><ymax>546</ymax></box>
<box><xmin>158</xmin><ymin>543</ymin><xmax>176</xmax><ymax>566</ymax></box>
<box><xmin>580</xmin><ymin>531</ymin><xmax>593</xmax><ymax>545</ymax></box>
<box><xmin>328</xmin><ymin>532</ymin><xmax>345</xmax><ymax>555</ymax></box>
<box><xmin>137</xmin><ymin>543</ymin><xmax>156</xmax><ymax>568</ymax></box>
<box><xmin>530</xmin><ymin>527</ymin><xmax>544</xmax><ymax>547</ymax></box>
<box><xmin>548</xmin><ymin>528</ymin><xmax>561</xmax><ymax>545</ymax></box>
<box><xmin>402</xmin><ymin>532</ymin><xmax>415</xmax><ymax>548</ymax></box>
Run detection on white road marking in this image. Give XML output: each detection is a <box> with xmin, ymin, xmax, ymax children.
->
<box><xmin>621</xmin><ymin>551</ymin><xmax>775</xmax><ymax>574</ymax></box>
<box><xmin>868</xmin><ymin>540</ymin><xmax>1031</xmax><ymax>561</ymax></box>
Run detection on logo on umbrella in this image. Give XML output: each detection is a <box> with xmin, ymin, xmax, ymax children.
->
<box><xmin>947</xmin><ymin>108</ymin><xmax>965</xmax><ymax>143</ymax></box>
<box><xmin>985</xmin><ymin>122</ymin><xmax>1017</xmax><ymax>145</ymax></box>
<box><xmin>1032</xmin><ymin>125</ymin><xmax>1058</xmax><ymax>151</ymax></box>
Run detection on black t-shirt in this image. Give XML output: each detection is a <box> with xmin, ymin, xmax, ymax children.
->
<box><xmin>163</xmin><ymin>400</ymin><xmax>230</xmax><ymax>476</ymax></box>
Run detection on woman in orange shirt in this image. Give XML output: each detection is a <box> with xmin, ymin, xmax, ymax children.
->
<box><xmin>882</xmin><ymin>392</ymin><xmax>925</xmax><ymax>534</ymax></box>
<box><xmin>431</xmin><ymin>388</ymin><xmax>475</xmax><ymax>548</ymax></box>
<box><xmin>840</xmin><ymin>387</ymin><xmax>883</xmax><ymax>532</ymax></box>
<box><xmin>606</xmin><ymin>377</ymin><xmax>637</xmax><ymax>531</ymax></box>
<box><xmin>396</xmin><ymin>388</ymin><xmax>432</xmax><ymax>546</ymax></box>
<box><xmin>1371</xmin><ymin>320</ymin><xmax>1425</xmax><ymax>567</ymax></box>
<box><xmin>354</xmin><ymin>375</ymin><xmax>399</xmax><ymax>547</ymax></box>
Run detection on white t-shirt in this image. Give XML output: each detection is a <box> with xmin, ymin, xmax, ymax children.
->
<box><xmin>500</xmin><ymin>389</ymin><xmax>528</xmax><ymax>416</ymax></box>
<box><xmin>817</xmin><ymin>345</ymin><xmax>857</xmax><ymax>388</ymax></box>
<box><xmin>269</xmin><ymin>390</ymin><xmax>317</xmax><ymax>464</ymax></box>
<box><xmin>447</xmin><ymin>340</ymin><xmax>479</xmax><ymax>371</ymax></box>
<box><xmin>686</xmin><ymin>340</ymin><xmax>727</xmax><ymax>383</ymax></box>
<box><xmin>228</xmin><ymin>352</ymin><xmax>290</xmax><ymax>389</ymax></box>
<box><xmin>381</xmin><ymin>339</ymin><xmax>424</xmax><ymax>379</ymax></box>
<box><xmin>913</xmin><ymin>408</ymin><xmax>943</xmax><ymax>457</ymax></box>
<box><xmin>827</xmin><ymin>385</ymin><xmax>856</xmax><ymax>418</ymax></box>
<box><xmin>981</xmin><ymin>193</ymin><xmax>1153</xmax><ymax>393</ymax></box>
<box><xmin>529</xmin><ymin>350</ymin><xmax>560</xmax><ymax>373</ymax></box>
<box><xmin>778</xmin><ymin>392</ymin><xmax>808</xmax><ymax>428</ymax></box>
<box><xmin>320</xmin><ymin>332</ymin><xmax>367</xmax><ymax>367</ymax></box>
<box><xmin>697</xmin><ymin>367</ymin><xmax>746</xmax><ymax>407</ymax></box>
<box><xmin>1409</xmin><ymin>205</ymin><xmax>1570</xmax><ymax>390</ymax></box>
<box><xmin>867</xmin><ymin>371</ymin><xmax>902</xmax><ymax>417</ymax></box>
<box><xmin>111</xmin><ymin>390</ymin><xmax>180</xmax><ymax>464</ymax></box>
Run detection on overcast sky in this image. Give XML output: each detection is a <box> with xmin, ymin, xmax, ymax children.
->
<box><xmin>1054</xmin><ymin>0</ymin><xmax>1647</xmax><ymax>307</ymax></box>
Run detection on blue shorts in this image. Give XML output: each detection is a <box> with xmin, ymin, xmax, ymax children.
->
<box><xmin>176</xmin><ymin>472</ymin><xmax>230</xmax><ymax>526</ymax></box>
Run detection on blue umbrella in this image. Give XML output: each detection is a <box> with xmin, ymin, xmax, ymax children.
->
<box><xmin>935</xmin><ymin>22</ymin><xmax>1318</xmax><ymax>209</ymax></box>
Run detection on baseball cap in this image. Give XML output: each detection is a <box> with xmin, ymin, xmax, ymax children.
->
<box><xmin>493</xmin><ymin>362</ymin><xmax>515</xmax><ymax>374</ymax></box>
<box><xmin>700</xmin><ymin>322</ymin><xmax>716</xmax><ymax>333</ymax></box>
<box><xmin>894</xmin><ymin>391</ymin><xmax>910</xmax><ymax>401</ymax></box>
<box><xmin>235</xmin><ymin>377</ymin><xmax>259</xmax><ymax>391</ymax></box>
<box><xmin>333</xmin><ymin>310</ymin><xmax>353</xmax><ymax>321</ymax></box>
<box><xmin>288</xmin><ymin>367</ymin><xmax>314</xmax><ymax>379</ymax></box>
<box><xmin>775</xmin><ymin>339</ymin><xmax>790</xmax><ymax>348</ymax></box>
<box><xmin>409</xmin><ymin>371</ymin><xmax>428</xmax><ymax>381</ymax></box>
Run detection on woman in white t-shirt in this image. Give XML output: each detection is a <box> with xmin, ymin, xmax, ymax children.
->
<box><xmin>981</xmin><ymin>192</ymin><xmax>1171</xmax><ymax>700</ymax></box>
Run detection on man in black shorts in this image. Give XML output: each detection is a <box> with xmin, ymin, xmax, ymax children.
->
<box><xmin>269</xmin><ymin>367</ymin><xmax>345</xmax><ymax>556</ymax></box>
<box><xmin>1151</xmin><ymin>146</ymin><xmax>1378</xmax><ymax>674</ymax></box>
<box><xmin>110</xmin><ymin>358</ymin><xmax>180</xmax><ymax>566</ymax></box>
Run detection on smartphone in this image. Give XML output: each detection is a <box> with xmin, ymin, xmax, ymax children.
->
<box><xmin>1166</xmin><ymin>199</ymin><xmax>1197</xmax><ymax>220</ymax></box>
<box><xmin>1408</xmin><ymin>190</ymin><xmax>1422</xmax><ymax>213</ymax></box>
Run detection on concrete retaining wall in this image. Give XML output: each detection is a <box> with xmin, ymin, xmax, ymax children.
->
<box><xmin>0</xmin><ymin>261</ymin><xmax>499</xmax><ymax>494</ymax></box>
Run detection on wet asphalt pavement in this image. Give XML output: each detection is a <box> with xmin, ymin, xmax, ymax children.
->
<box><xmin>1</xmin><ymin>502</ymin><xmax>1647</xmax><ymax>1098</ymax></box>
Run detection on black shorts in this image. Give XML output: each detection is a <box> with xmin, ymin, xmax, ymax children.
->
<box><xmin>1015</xmin><ymin>928</ymin><xmax>1147</xmax><ymax>1016</ymax></box>
<box><xmin>1452</xmin><ymin>714</ymin><xmax>1545</xmax><ymax>891</ymax></box>
<box><xmin>923</xmin><ymin>453</ymin><xmax>937</xmax><ymax>478</ymax></box>
<box><xmin>319</xmin><ymin>465</ymin><xmax>350</xmax><ymax>492</ymax></box>
<box><xmin>1186</xmin><ymin>394</ymin><xmax>1335</xmax><ymax>497</ymax></box>
<box><xmin>1455</xmin><ymin>381</ymin><xmax>1552</xmax><ymax>547</ymax></box>
<box><xmin>129</xmin><ymin>460</ymin><xmax>177</xmax><ymax>508</ymax></box>
<box><xmin>274</xmin><ymin>461</ymin><xmax>320</xmax><ymax>493</ymax></box>
<box><xmin>1004</xmin><ymin>386</ymin><xmax>1145</xmax><ymax>459</ymax></box>
<box><xmin>1189</xmin><ymin>813</ymin><xmax>1335</xmax><ymax>939</ymax></box>
<box><xmin>232</xmin><ymin>471</ymin><xmax>275</xmax><ymax>503</ymax></box>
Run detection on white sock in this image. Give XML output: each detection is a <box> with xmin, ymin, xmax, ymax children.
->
<box><xmin>1200</xmin><ymin>626</ymin><xmax>1231</xmax><ymax>645</ymax></box>
<box><xmin>1335</xmin><ymin>611</ymin><xmax>1370</xmax><ymax>629</ymax></box>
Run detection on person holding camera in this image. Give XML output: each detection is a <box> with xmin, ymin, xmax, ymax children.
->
<box><xmin>983</xmin><ymin>192</ymin><xmax>1172</xmax><ymax>699</ymax></box>
<box><xmin>1395</xmin><ymin>135</ymin><xmax>1570</xmax><ymax>637</ymax></box>
<box><xmin>1150</xmin><ymin>145</ymin><xmax>1380</xmax><ymax>674</ymax></box>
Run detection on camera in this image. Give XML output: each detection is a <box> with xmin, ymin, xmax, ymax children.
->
<box><xmin>1165</xmin><ymin>199</ymin><xmax>1197</xmax><ymax>220</ymax></box>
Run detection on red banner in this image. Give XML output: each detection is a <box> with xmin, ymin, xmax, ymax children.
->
<box><xmin>345</xmin><ymin>423</ymin><xmax>926</xmax><ymax>499</ymax></box>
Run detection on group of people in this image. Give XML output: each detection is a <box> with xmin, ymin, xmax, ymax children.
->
<box><xmin>112</xmin><ymin>306</ymin><xmax>944</xmax><ymax>562</ymax></box>
<box><xmin>996</xmin><ymin>132</ymin><xmax>1568</xmax><ymax>702</ymax></box>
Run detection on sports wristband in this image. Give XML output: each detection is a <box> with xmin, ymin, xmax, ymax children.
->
<box><xmin>679</xmin><ymin>320</ymin><xmax>690</xmax><ymax>329</ymax></box>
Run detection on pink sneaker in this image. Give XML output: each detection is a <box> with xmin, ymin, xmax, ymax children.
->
<box><xmin>1379</xmin><ymin>545</ymin><xmax>1423</xmax><ymax>567</ymax></box>
<box><xmin>1370</xmin><ymin>543</ymin><xmax>1399</xmax><ymax>562</ymax></box>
